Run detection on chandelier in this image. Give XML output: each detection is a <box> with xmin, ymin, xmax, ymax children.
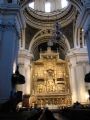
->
<box><xmin>47</xmin><ymin>21</ymin><xmax>64</xmax><ymax>47</ymax></box>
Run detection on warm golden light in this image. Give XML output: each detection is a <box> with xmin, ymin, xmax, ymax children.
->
<box><xmin>31</xmin><ymin>47</ymin><xmax>71</xmax><ymax>107</ymax></box>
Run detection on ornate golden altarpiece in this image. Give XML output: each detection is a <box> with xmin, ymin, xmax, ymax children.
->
<box><xmin>31</xmin><ymin>47</ymin><xmax>71</xmax><ymax>108</ymax></box>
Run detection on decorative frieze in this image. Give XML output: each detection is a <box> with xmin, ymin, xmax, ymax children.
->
<box><xmin>25</xmin><ymin>4</ymin><xmax>75</xmax><ymax>28</ymax></box>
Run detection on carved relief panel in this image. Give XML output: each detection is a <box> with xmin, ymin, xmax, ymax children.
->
<box><xmin>31</xmin><ymin>48</ymin><xmax>71</xmax><ymax>107</ymax></box>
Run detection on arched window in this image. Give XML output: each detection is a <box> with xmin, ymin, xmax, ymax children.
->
<box><xmin>45</xmin><ymin>2</ymin><xmax>51</xmax><ymax>12</ymax></box>
<box><xmin>61</xmin><ymin>0</ymin><xmax>68</xmax><ymax>8</ymax></box>
<box><xmin>29</xmin><ymin>2</ymin><xmax>34</xmax><ymax>9</ymax></box>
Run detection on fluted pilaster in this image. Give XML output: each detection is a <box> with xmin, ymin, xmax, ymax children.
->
<box><xmin>0</xmin><ymin>3</ymin><xmax>25</xmax><ymax>103</ymax></box>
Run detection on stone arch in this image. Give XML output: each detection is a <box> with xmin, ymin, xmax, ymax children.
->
<box><xmin>67</xmin><ymin>0</ymin><xmax>83</xmax><ymax>12</ymax></box>
<box><xmin>29</xmin><ymin>29</ymin><xmax>70</xmax><ymax>60</ymax></box>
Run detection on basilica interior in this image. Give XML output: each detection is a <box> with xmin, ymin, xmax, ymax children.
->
<box><xmin>17</xmin><ymin>0</ymin><xmax>90</xmax><ymax>108</ymax></box>
<box><xmin>1</xmin><ymin>0</ymin><xmax>90</xmax><ymax>119</ymax></box>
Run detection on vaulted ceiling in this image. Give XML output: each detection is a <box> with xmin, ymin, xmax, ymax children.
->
<box><xmin>19</xmin><ymin>0</ymin><xmax>85</xmax><ymax>60</ymax></box>
<box><xmin>20</xmin><ymin>0</ymin><xmax>84</xmax><ymax>12</ymax></box>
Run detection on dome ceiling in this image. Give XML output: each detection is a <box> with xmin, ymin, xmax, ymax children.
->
<box><xmin>17</xmin><ymin>0</ymin><xmax>86</xmax><ymax>61</ymax></box>
<box><xmin>21</xmin><ymin>0</ymin><xmax>82</xmax><ymax>60</ymax></box>
<box><xmin>23</xmin><ymin>0</ymin><xmax>77</xmax><ymax>61</ymax></box>
<box><xmin>23</xmin><ymin>0</ymin><xmax>77</xmax><ymax>29</ymax></box>
<box><xmin>24</xmin><ymin>4</ymin><xmax>76</xmax><ymax>29</ymax></box>
<box><xmin>28</xmin><ymin>0</ymin><xmax>69</xmax><ymax>13</ymax></box>
<box><xmin>20</xmin><ymin>0</ymin><xmax>84</xmax><ymax>13</ymax></box>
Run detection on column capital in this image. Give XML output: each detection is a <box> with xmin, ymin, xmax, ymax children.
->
<box><xmin>18</xmin><ymin>49</ymin><xmax>31</xmax><ymax>59</ymax></box>
<box><xmin>0</xmin><ymin>4</ymin><xmax>26</xmax><ymax>32</ymax></box>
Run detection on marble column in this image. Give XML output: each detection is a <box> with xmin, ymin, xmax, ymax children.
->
<box><xmin>75</xmin><ymin>63</ymin><xmax>87</xmax><ymax>103</ymax></box>
<box><xmin>18</xmin><ymin>49</ymin><xmax>33</xmax><ymax>107</ymax></box>
<box><xmin>18</xmin><ymin>49</ymin><xmax>33</xmax><ymax>95</ymax></box>
<box><xmin>67</xmin><ymin>48</ymin><xmax>89</xmax><ymax>103</ymax></box>
<box><xmin>24</xmin><ymin>64</ymin><xmax>30</xmax><ymax>95</ymax></box>
<box><xmin>16</xmin><ymin>63</ymin><xmax>25</xmax><ymax>93</ymax></box>
<box><xmin>76</xmin><ymin>1</ymin><xmax>90</xmax><ymax>62</ymax></box>
<box><xmin>0</xmin><ymin>23</ymin><xmax>19</xmax><ymax>103</ymax></box>
<box><xmin>20</xmin><ymin>29</ymin><xmax>25</xmax><ymax>49</ymax></box>
<box><xmin>69</xmin><ymin>65</ymin><xmax>77</xmax><ymax>103</ymax></box>
<box><xmin>74</xmin><ymin>26</ymin><xmax>78</xmax><ymax>48</ymax></box>
<box><xmin>0</xmin><ymin>3</ymin><xmax>25</xmax><ymax>103</ymax></box>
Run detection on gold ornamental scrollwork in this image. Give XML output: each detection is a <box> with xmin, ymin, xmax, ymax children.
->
<box><xmin>31</xmin><ymin>47</ymin><xmax>71</xmax><ymax>107</ymax></box>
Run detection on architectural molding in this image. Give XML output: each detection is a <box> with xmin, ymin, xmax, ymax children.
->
<box><xmin>28</xmin><ymin>28</ymin><xmax>70</xmax><ymax>60</ymax></box>
<box><xmin>76</xmin><ymin>61</ymin><xmax>89</xmax><ymax>65</ymax></box>
<box><xmin>18</xmin><ymin>49</ymin><xmax>32</xmax><ymax>60</ymax></box>
<box><xmin>29</xmin><ymin>29</ymin><xmax>70</xmax><ymax>51</ymax></box>
<box><xmin>24</xmin><ymin>5</ymin><xmax>76</xmax><ymax>28</ymax></box>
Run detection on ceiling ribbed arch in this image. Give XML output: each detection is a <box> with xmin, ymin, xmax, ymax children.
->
<box><xmin>29</xmin><ymin>29</ymin><xmax>70</xmax><ymax>60</ymax></box>
<box><xmin>67</xmin><ymin>0</ymin><xmax>83</xmax><ymax>12</ymax></box>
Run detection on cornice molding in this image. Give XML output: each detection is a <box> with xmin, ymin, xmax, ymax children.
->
<box><xmin>24</xmin><ymin>5</ymin><xmax>76</xmax><ymax>29</ymax></box>
<box><xmin>76</xmin><ymin>61</ymin><xmax>89</xmax><ymax>65</ymax></box>
<box><xmin>27</xmin><ymin>4</ymin><xmax>71</xmax><ymax>19</ymax></box>
<box><xmin>18</xmin><ymin>49</ymin><xmax>33</xmax><ymax>60</ymax></box>
<box><xmin>66</xmin><ymin>48</ymin><xmax>88</xmax><ymax>58</ymax></box>
<box><xmin>0</xmin><ymin>4</ymin><xmax>26</xmax><ymax>30</ymax></box>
